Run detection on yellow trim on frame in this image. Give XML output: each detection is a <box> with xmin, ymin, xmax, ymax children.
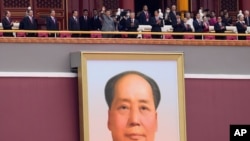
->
<box><xmin>78</xmin><ymin>52</ymin><xmax>187</xmax><ymax>141</ymax></box>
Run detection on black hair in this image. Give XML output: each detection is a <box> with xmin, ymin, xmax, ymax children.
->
<box><xmin>50</xmin><ymin>9</ymin><xmax>55</xmax><ymax>14</ymax></box>
<box><xmin>72</xmin><ymin>10</ymin><xmax>77</xmax><ymax>14</ymax></box>
<box><xmin>204</xmin><ymin>9</ymin><xmax>209</xmax><ymax>12</ymax></box>
<box><xmin>120</xmin><ymin>11</ymin><xmax>127</xmax><ymax>17</ymax></box>
<box><xmin>27</xmin><ymin>9</ymin><xmax>33</xmax><ymax>14</ymax></box>
<box><xmin>5</xmin><ymin>10</ymin><xmax>9</xmax><ymax>16</ymax></box>
<box><xmin>104</xmin><ymin>71</ymin><xmax>161</xmax><ymax>110</ymax></box>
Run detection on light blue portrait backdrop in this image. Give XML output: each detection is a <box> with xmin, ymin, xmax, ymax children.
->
<box><xmin>87</xmin><ymin>60</ymin><xmax>179</xmax><ymax>141</ymax></box>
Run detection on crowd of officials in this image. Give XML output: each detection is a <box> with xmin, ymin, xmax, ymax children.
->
<box><xmin>1</xmin><ymin>5</ymin><xmax>250</xmax><ymax>40</ymax></box>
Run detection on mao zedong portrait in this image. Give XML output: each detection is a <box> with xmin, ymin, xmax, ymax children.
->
<box><xmin>105</xmin><ymin>71</ymin><xmax>161</xmax><ymax>141</ymax></box>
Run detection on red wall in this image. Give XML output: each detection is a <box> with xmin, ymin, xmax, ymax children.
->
<box><xmin>0</xmin><ymin>77</ymin><xmax>250</xmax><ymax>141</ymax></box>
<box><xmin>185</xmin><ymin>79</ymin><xmax>250</xmax><ymax>141</ymax></box>
<box><xmin>120</xmin><ymin>0</ymin><xmax>135</xmax><ymax>11</ymax></box>
<box><xmin>240</xmin><ymin>0</ymin><xmax>250</xmax><ymax>11</ymax></box>
<box><xmin>0</xmin><ymin>77</ymin><xmax>79</xmax><ymax>141</ymax></box>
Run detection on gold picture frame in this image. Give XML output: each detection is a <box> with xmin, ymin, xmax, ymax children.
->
<box><xmin>73</xmin><ymin>52</ymin><xmax>186</xmax><ymax>141</ymax></box>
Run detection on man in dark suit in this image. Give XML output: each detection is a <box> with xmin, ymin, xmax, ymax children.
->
<box><xmin>2</xmin><ymin>10</ymin><xmax>14</xmax><ymax>37</ymax></box>
<box><xmin>214</xmin><ymin>16</ymin><xmax>226</xmax><ymax>40</ymax></box>
<box><xmin>164</xmin><ymin>7</ymin><xmax>172</xmax><ymax>25</ymax></box>
<box><xmin>23</xmin><ymin>10</ymin><xmax>37</xmax><ymax>37</ymax></box>
<box><xmin>169</xmin><ymin>5</ymin><xmax>177</xmax><ymax>25</ymax></box>
<box><xmin>118</xmin><ymin>11</ymin><xmax>129</xmax><ymax>33</ymax></box>
<box><xmin>244</xmin><ymin>10</ymin><xmax>250</xmax><ymax>26</ymax></box>
<box><xmin>150</xmin><ymin>10</ymin><xmax>163</xmax><ymax>39</ymax></box>
<box><xmin>172</xmin><ymin>14</ymin><xmax>185</xmax><ymax>39</ymax></box>
<box><xmin>90</xmin><ymin>9</ymin><xmax>102</xmax><ymax>30</ymax></box>
<box><xmin>79</xmin><ymin>9</ymin><xmax>91</xmax><ymax>37</ymax></box>
<box><xmin>193</xmin><ymin>13</ymin><xmax>204</xmax><ymax>39</ymax></box>
<box><xmin>126</xmin><ymin>12</ymin><xmax>139</xmax><ymax>38</ymax></box>
<box><xmin>222</xmin><ymin>12</ymin><xmax>232</xmax><ymax>26</ymax></box>
<box><xmin>236</xmin><ymin>15</ymin><xmax>247</xmax><ymax>40</ymax></box>
<box><xmin>19</xmin><ymin>7</ymin><xmax>31</xmax><ymax>30</ymax></box>
<box><xmin>138</xmin><ymin>5</ymin><xmax>150</xmax><ymax>25</ymax></box>
<box><xmin>69</xmin><ymin>10</ymin><xmax>80</xmax><ymax>37</ymax></box>
<box><xmin>46</xmin><ymin>9</ymin><xmax>58</xmax><ymax>37</ymax></box>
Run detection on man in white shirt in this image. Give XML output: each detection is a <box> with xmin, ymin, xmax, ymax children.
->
<box><xmin>185</xmin><ymin>12</ymin><xmax>194</xmax><ymax>32</ymax></box>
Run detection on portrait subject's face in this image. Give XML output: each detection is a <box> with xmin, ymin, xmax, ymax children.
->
<box><xmin>108</xmin><ymin>74</ymin><xmax>157</xmax><ymax>141</ymax></box>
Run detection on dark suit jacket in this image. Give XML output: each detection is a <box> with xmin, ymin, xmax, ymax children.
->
<box><xmin>2</xmin><ymin>17</ymin><xmax>13</xmax><ymax>30</ymax></box>
<box><xmin>184</xmin><ymin>24</ymin><xmax>193</xmax><ymax>32</ymax></box>
<box><xmin>46</xmin><ymin>16</ymin><xmax>58</xmax><ymax>30</ymax></box>
<box><xmin>150</xmin><ymin>17</ymin><xmax>163</xmax><ymax>32</ymax></box>
<box><xmin>193</xmin><ymin>19</ymin><xmax>204</xmax><ymax>32</ymax></box>
<box><xmin>244</xmin><ymin>16</ymin><xmax>250</xmax><ymax>26</ymax></box>
<box><xmin>139</xmin><ymin>11</ymin><xmax>151</xmax><ymax>25</ymax></box>
<box><xmin>222</xmin><ymin>17</ymin><xmax>232</xmax><ymax>26</ymax></box>
<box><xmin>19</xmin><ymin>17</ymin><xmax>25</xmax><ymax>29</ymax></box>
<box><xmin>214</xmin><ymin>22</ymin><xmax>226</xmax><ymax>33</ymax></box>
<box><xmin>172</xmin><ymin>20</ymin><xmax>185</xmax><ymax>32</ymax></box>
<box><xmin>2</xmin><ymin>17</ymin><xmax>13</xmax><ymax>36</ymax></box>
<box><xmin>23</xmin><ymin>16</ymin><xmax>37</xmax><ymax>30</ymax></box>
<box><xmin>90</xmin><ymin>16</ymin><xmax>102</xmax><ymax>30</ymax></box>
<box><xmin>118</xmin><ymin>18</ymin><xmax>128</xmax><ymax>31</ymax></box>
<box><xmin>79</xmin><ymin>16</ymin><xmax>91</xmax><ymax>31</ymax></box>
<box><xmin>68</xmin><ymin>16</ymin><xmax>80</xmax><ymax>31</ymax></box>
<box><xmin>126</xmin><ymin>18</ymin><xmax>139</xmax><ymax>31</ymax></box>
<box><xmin>163</xmin><ymin>13</ymin><xmax>172</xmax><ymax>25</ymax></box>
<box><xmin>169</xmin><ymin>11</ymin><xmax>177</xmax><ymax>24</ymax></box>
<box><xmin>236</xmin><ymin>22</ymin><xmax>247</xmax><ymax>33</ymax></box>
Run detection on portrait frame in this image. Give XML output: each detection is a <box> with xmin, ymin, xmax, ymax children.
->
<box><xmin>75</xmin><ymin>52</ymin><xmax>186</xmax><ymax>141</ymax></box>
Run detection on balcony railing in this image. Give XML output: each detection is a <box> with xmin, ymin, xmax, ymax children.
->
<box><xmin>0</xmin><ymin>29</ymin><xmax>249</xmax><ymax>40</ymax></box>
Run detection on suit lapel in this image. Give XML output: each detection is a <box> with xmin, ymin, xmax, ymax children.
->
<box><xmin>6</xmin><ymin>17</ymin><xmax>11</xmax><ymax>23</ymax></box>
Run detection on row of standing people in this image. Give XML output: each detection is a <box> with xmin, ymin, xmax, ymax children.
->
<box><xmin>68</xmin><ymin>7</ymin><xmax>139</xmax><ymax>38</ymax></box>
<box><xmin>1</xmin><ymin>6</ymin><xmax>176</xmax><ymax>38</ymax></box>
<box><xmin>2</xmin><ymin>10</ymin><xmax>38</xmax><ymax>37</ymax></box>
<box><xmin>1</xmin><ymin>7</ymin><xmax>249</xmax><ymax>39</ymax></box>
<box><xmin>171</xmin><ymin>12</ymin><xmax>248</xmax><ymax>40</ymax></box>
<box><xmin>68</xmin><ymin>6</ymin><xmax>163</xmax><ymax>38</ymax></box>
<box><xmin>1</xmin><ymin>9</ymin><xmax>103</xmax><ymax>37</ymax></box>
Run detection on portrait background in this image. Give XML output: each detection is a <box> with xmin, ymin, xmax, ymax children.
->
<box><xmin>87</xmin><ymin>60</ymin><xmax>180</xmax><ymax>141</ymax></box>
